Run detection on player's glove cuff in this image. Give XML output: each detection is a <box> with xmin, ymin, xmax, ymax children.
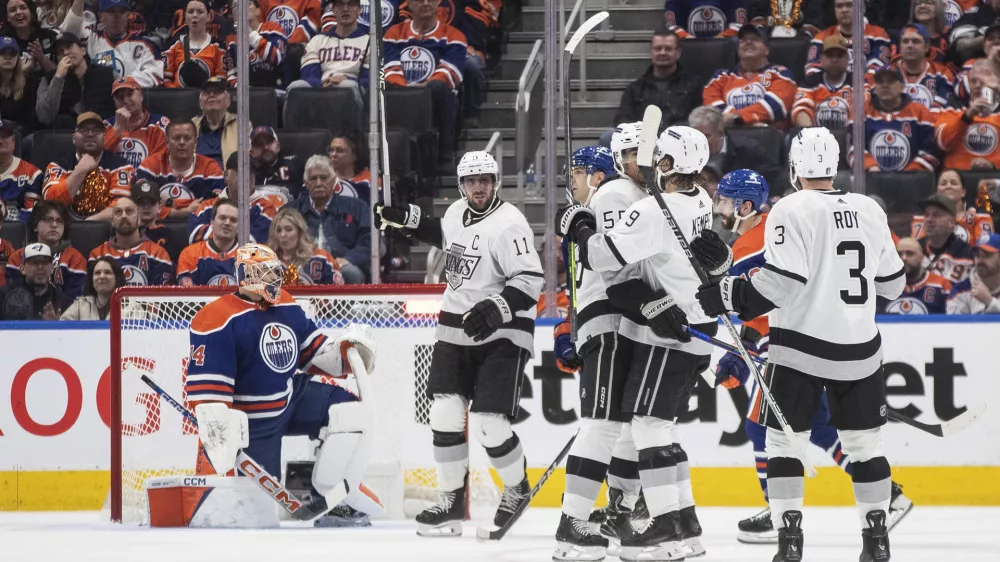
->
<box><xmin>486</xmin><ymin>294</ymin><xmax>513</xmax><ymax>324</ymax></box>
<box><xmin>555</xmin><ymin>204</ymin><xmax>597</xmax><ymax>242</ymax></box>
<box><xmin>640</xmin><ymin>293</ymin><xmax>677</xmax><ymax>320</ymax></box>
<box><xmin>718</xmin><ymin>276</ymin><xmax>738</xmax><ymax>311</ymax></box>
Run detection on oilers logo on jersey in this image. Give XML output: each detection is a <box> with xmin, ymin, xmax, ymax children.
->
<box><xmin>689</xmin><ymin>7</ymin><xmax>728</xmax><ymax>37</ymax></box>
<box><xmin>208</xmin><ymin>273</ymin><xmax>238</xmax><ymax>286</ymax></box>
<box><xmin>118</xmin><ymin>138</ymin><xmax>150</xmax><ymax>168</ymax></box>
<box><xmin>964</xmin><ymin>124</ymin><xmax>999</xmax><ymax>156</ymax></box>
<box><xmin>883</xmin><ymin>296</ymin><xmax>931</xmax><ymax>314</ymax></box>
<box><xmin>400</xmin><ymin>46</ymin><xmax>435</xmax><ymax>83</ymax></box>
<box><xmin>726</xmin><ymin>83</ymin><xmax>767</xmax><ymax>111</ymax></box>
<box><xmin>444</xmin><ymin>243</ymin><xmax>481</xmax><ymax>290</ymax></box>
<box><xmin>360</xmin><ymin>0</ymin><xmax>394</xmax><ymax>28</ymax></box>
<box><xmin>944</xmin><ymin>1</ymin><xmax>963</xmax><ymax>27</ymax></box>
<box><xmin>122</xmin><ymin>264</ymin><xmax>149</xmax><ymax>285</ymax></box>
<box><xmin>903</xmin><ymin>83</ymin><xmax>936</xmax><ymax>109</ymax></box>
<box><xmin>870</xmin><ymin>130</ymin><xmax>912</xmax><ymax>171</ymax></box>
<box><xmin>816</xmin><ymin>97</ymin><xmax>850</xmax><ymax>129</ymax></box>
<box><xmin>267</xmin><ymin>5</ymin><xmax>300</xmax><ymax>38</ymax></box>
<box><xmin>161</xmin><ymin>183</ymin><xmax>196</xmax><ymax>209</ymax></box>
<box><xmin>260</xmin><ymin>323</ymin><xmax>298</xmax><ymax>373</ymax></box>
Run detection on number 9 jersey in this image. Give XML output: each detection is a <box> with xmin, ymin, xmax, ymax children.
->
<box><xmin>750</xmin><ymin>188</ymin><xmax>905</xmax><ymax>381</ymax></box>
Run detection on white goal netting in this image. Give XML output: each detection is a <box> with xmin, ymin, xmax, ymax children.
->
<box><xmin>110</xmin><ymin>286</ymin><xmax>497</xmax><ymax>524</ymax></box>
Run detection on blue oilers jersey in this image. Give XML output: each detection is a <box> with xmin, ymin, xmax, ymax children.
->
<box><xmin>880</xmin><ymin>271</ymin><xmax>951</xmax><ymax>314</ymax></box>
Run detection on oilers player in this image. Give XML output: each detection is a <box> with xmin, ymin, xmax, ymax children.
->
<box><xmin>693</xmin><ymin>128</ymin><xmax>906</xmax><ymax>562</ymax></box>
<box><xmin>698</xmin><ymin>170</ymin><xmax>913</xmax><ymax>544</ymax></box>
<box><xmin>373</xmin><ymin>151</ymin><xmax>544</xmax><ymax>537</ymax></box>
<box><xmin>185</xmin><ymin>243</ymin><xmax>383</xmax><ymax>523</ymax></box>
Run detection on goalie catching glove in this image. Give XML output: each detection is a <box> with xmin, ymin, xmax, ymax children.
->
<box><xmin>462</xmin><ymin>294</ymin><xmax>513</xmax><ymax>342</ymax></box>
<box><xmin>373</xmin><ymin>202</ymin><xmax>422</xmax><ymax>230</ymax></box>
<box><xmin>310</xmin><ymin>323</ymin><xmax>378</xmax><ymax>377</ymax></box>
<box><xmin>690</xmin><ymin>229</ymin><xmax>733</xmax><ymax>278</ymax></box>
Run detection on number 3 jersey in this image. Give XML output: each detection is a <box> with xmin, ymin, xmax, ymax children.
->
<box><xmin>749</xmin><ymin>189</ymin><xmax>905</xmax><ymax>381</ymax></box>
<box><xmin>439</xmin><ymin>199</ymin><xmax>543</xmax><ymax>353</ymax></box>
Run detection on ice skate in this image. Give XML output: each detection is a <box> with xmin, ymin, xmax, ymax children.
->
<box><xmin>553</xmin><ymin>512</ymin><xmax>609</xmax><ymax>561</ymax></box>
<box><xmin>619</xmin><ymin>512</ymin><xmax>686</xmax><ymax>562</ymax></box>
<box><xmin>493</xmin><ymin>477</ymin><xmax>531</xmax><ymax>528</ymax></box>
<box><xmin>772</xmin><ymin>510</ymin><xmax>803</xmax><ymax>562</ymax></box>
<box><xmin>860</xmin><ymin>510</ymin><xmax>890</xmax><ymax>562</ymax></box>
<box><xmin>314</xmin><ymin>504</ymin><xmax>371</xmax><ymax>528</ymax></box>
<box><xmin>415</xmin><ymin>480</ymin><xmax>466</xmax><ymax>537</ymax></box>
<box><xmin>679</xmin><ymin>506</ymin><xmax>705</xmax><ymax>557</ymax></box>
<box><xmin>887</xmin><ymin>482</ymin><xmax>913</xmax><ymax>532</ymax></box>
<box><xmin>738</xmin><ymin>506</ymin><xmax>779</xmax><ymax>544</ymax></box>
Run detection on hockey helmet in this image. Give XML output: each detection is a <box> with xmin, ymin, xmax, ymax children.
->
<box><xmin>457</xmin><ymin>150</ymin><xmax>501</xmax><ymax>214</ymax></box>
<box><xmin>789</xmin><ymin>127</ymin><xmax>839</xmax><ymax>188</ymax></box>
<box><xmin>235</xmin><ymin>243</ymin><xmax>283</xmax><ymax>304</ymax></box>
<box><xmin>653</xmin><ymin>126</ymin><xmax>710</xmax><ymax>190</ymax></box>
<box><xmin>716</xmin><ymin>169</ymin><xmax>770</xmax><ymax>232</ymax></box>
<box><xmin>571</xmin><ymin>145</ymin><xmax>618</xmax><ymax>206</ymax></box>
<box><xmin>610</xmin><ymin>121</ymin><xmax>643</xmax><ymax>177</ymax></box>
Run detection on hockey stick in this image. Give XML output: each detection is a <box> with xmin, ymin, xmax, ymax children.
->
<box><xmin>371</xmin><ymin>0</ymin><xmax>391</xmax><ymax>205</ymax></box>
<box><xmin>139</xmin><ymin>374</ymin><xmax>343</xmax><ymax>521</ymax></box>
<box><xmin>562</xmin><ymin>11</ymin><xmax>609</xmax><ymax>342</ymax></box>
<box><xmin>635</xmin><ymin>105</ymin><xmax>816</xmax><ymax>477</ymax></box>
<box><xmin>686</xmin><ymin>327</ymin><xmax>989</xmax><ymax>438</ymax></box>
<box><xmin>476</xmin><ymin>430</ymin><xmax>579</xmax><ymax>542</ymax></box>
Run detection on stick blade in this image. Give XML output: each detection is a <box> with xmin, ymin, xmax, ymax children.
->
<box><xmin>565</xmin><ymin>11</ymin><xmax>610</xmax><ymax>55</ymax></box>
<box><xmin>941</xmin><ymin>401</ymin><xmax>988</xmax><ymax>437</ymax></box>
<box><xmin>637</xmin><ymin>106</ymin><xmax>661</xmax><ymax>169</ymax></box>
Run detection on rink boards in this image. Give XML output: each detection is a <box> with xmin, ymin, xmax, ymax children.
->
<box><xmin>1</xmin><ymin>317</ymin><xmax>998</xmax><ymax>511</ymax></box>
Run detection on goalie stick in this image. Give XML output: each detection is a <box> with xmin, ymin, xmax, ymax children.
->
<box><xmin>475</xmin><ymin>431</ymin><xmax>578</xmax><ymax>542</ymax></box>
<box><xmin>140</xmin><ymin>374</ymin><xmax>346</xmax><ymax>521</ymax></box>
<box><xmin>685</xmin><ymin>327</ymin><xmax>989</xmax><ymax>438</ymax></box>
<box><xmin>635</xmin><ymin>105</ymin><xmax>817</xmax><ymax>477</ymax></box>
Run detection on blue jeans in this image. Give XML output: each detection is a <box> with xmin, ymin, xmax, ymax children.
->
<box><xmin>339</xmin><ymin>262</ymin><xmax>367</xmax><ymax>284</ymax></box>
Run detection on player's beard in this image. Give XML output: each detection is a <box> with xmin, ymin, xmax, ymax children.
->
<box><xmin>719</xmin><ymin>212</ymin><xmax>736</xmax><ymax>231</ymax></box>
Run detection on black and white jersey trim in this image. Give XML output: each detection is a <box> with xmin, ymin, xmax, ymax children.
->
<box><xmin>508</xmin><ymin>271</ymin><xmax>545</xmax><ymax>280</ymax></box>
<box><xmin>762</xmin><ymin>263</ymin><xmax>807</xmax><ymax>284</ymax></box>
<box><xmin>439</xmin><ymin>311</ymin><xmax>536</xmax><ymax>334</ymax></box>
<box><xmin>770</xmin><ymin>327</ymin><xmax>881</xmax><ymax>362</ymax></box>
<box><xmin>605</xmin><ymin>237</ymin><xmax>628</xmax><ymax>267</ymax></box>
<box><xmin>875</xmin><ymin>266</ymin><xmax>905</xmax><ymax>283</ymax></box>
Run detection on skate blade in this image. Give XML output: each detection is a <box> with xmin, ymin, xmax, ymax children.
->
<box><xmin>607</xmin><ymin>540</ymin><xmax>623</xmax><ymax>558</ymax></box>
<box><xmin>313</xmin><ymin>516</ymin><xmax>372</xmax><ymax>528</ymax></box>
<box><xmin>553</xmin><ymin>541</ymin><xmax>607</xmax><ymax>561</ymax></box>
<box><xmin>619</xmin><ymin>542</ymin><xmax>687</xmax><ymax>562</ymax></box>
<box><xmin>683</xmin><ymin>537</ymin><xmax>706</xmax><ymax>558</ymax></box>
<box><xmin>887</xmin><ymin>496</ymin><xmax>914</xmax><ymax>533</ymax></box>
<box><xmin>416</xmin><ymin>521</ymin><xmax>463</xmax><ymax>538</ymax></box>
<box><xmin>736</xmin><ymin>530</ymin><xmax>779</xmax><ymax>544</ymax></box>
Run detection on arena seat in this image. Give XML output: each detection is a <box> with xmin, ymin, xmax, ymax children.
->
<box><xmin>159</xmin><ymin>221</ymin><xmax>192</xmax><ymax>263</ymax></box>
<box><xmin>277</xmin><ymin>129</ymin><xmax>333</xmax><ymax>161</ymax></box>
<box><xmin>767</xmin><ymin>37</ymin><xmax>810</xmax><ymax>85</ymax></box>
<box><xmin>228</xmin><ymin>87</ymin><xmax>279</xmax><ymax>128</ymax></box>
<box><xmin>145</xmin><ymin>88</ymin><xmax>200</xmax><ymax>121</ymax></box>
<box><xmin>29</xmin><ymin>131</ymin><xmax>74</xmax><ymax>170</ymax></box>
<box><xmin>283</xmin><ymin>88</ymin><xmax>360</xmax><ymax>138</ymax></box>
<box><xmin>679</xmin><ymin>38</ymin><xmax>737</xmax><ymax>88</ymax></box>
<box><xmin>865</xmin><ymin>171</ymin><xmax>936</xmax><ymax>235</ymax></box>
<box><xmin>385</xmin><ymin>88</ymin><xmax>438</xmax><ymax>184</ymax></box>
<box><xmin>729</xmin><ymin>126</ymin><xmax>785</xmax><ymax>166</ymax></box>
<box><xmin>1</xmin><ymin>221</ymin><xmax>27</xmax><ymax>249</ymax></box>
<box><xmin>67</xmin><ymin>220</ymin><xmax>111</xmax><ymax>258</ymax></box>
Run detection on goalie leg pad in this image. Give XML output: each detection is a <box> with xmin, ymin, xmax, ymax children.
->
<box><xmin>312</xmin><ymin>401</ymin><xmax>379</xmax><ymax>514</ymax></box>
<box><xmin>430</xmin><ymin>394</ymin><xmax>470</xmax><ymax>491</ymax></box>
<box><xmin>194</xmin><ymin>403</ymin><xmax>249</xmax><ymax>476</ymax></box>
<box><xmin>472</xmin><ymin>412</ymin><xmax>526</xmax><ymax>487</ymax></box>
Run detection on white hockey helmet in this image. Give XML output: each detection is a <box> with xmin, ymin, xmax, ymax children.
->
<box><xmin>789</xmin><ymin>127</ymin><xmax>839</xmax><ymax>188</ymax></box>
<box><xmin>610</xmin><ymin>121</ymin><xmax>643</xmax><ymax>176</ymax></box>
<box><xmin>653</xmin><ymin>126</ymin><xmax>710</xmax><ymax>190</ymax></box>
<box><xmin>457</xmin><ymin>150</ymin><xmax>501</xmax><ymax>213</ymax></box>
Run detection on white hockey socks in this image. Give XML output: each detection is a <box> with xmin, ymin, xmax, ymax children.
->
<box><xmin>766</xmin><ymin>427</ymin><xmax>809</xmax><ymax>530</ymax></box>
<box><xmin>632</xmin><ymin>415</ymin><xmax>680</xmax><ymax>518</ymax></box>
<box><xmin>474</xmin><ymin>412</ymin><xmax>526</xmax><ymax>487</ymax></box>
<box><xmin>562</xmin><ymin>418</ymin><xmax>622</xmax><ymax>521</ymax></box>
<box><xmin>430</xmin><ymin>394</ymin><xmax>470</xmax><ymax>492</ymax></box>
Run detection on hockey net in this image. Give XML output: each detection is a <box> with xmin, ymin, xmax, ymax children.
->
<box><xmin>109</xmin><ymin>285</ymin><xmax>498</xmax><ymax>524</ymax></box>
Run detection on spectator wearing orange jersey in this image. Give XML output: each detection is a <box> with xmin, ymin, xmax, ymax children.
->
<box><xmin>664</xmin><ymin>0</ymin><xmax>745</xmax><ymax>39</ymax></box>
<box><xmin>163</xmin><ymin>0</ymin><xmax>226</xmax><ymax>88</ymax></box>
<box><xmin>893</xmin><ymin>0</ymin><xmax>952</xmax><ymax>66</ymax></box>
<box><xmin>188</xmin><ymin>152</ymin><xmax>280</xmax><ymax>244</ymax></box>
<box><xmin>703</xmin><ymin>24</ymin><xmax>797</xmax><ymax>127</ymax></box>
<box><xmin>89</xmin><ymin>197</ymin><xmax>174</xmax><ymax>286</ymax></box>
<box><xmin>104</xmin><ymin>77</ymin><xmax>168</xmax><ymax>169</ymax></box>
<box><xmin>936</xmin><ymin>60</ymin><xmax>1000</xmax><ymax>171</ymax></box>
<box><xmin>225</xmin><ymin>0</ymin><xmax>287</xmax><ymax>87</ymax></box>
<box><xmin>879</xmin><ymin>236</ymin><xmax>952</xmax><ymax>314</ymax></box>
<box><xmin>792</xmin><ymin>34</ymin><xmax>853</xmax><ymax>129</ymax></box>
<box><xmin>268</xmin><ymin>207</ymin><xmax>344</xmax><ymax>286</ymax></box>
<box><xmin>176</xmin><ymin>198</ymin><xmax>240</xmax><ymax>287</ymax></box>
<box><xmin>947</xmin><ymin>231</ymin><xmax>1000</xmax><ymax>314</ymax></box>
<box><xmin>912</xmin><ymin>169</ymin><xmax>993</xmax><ymax>243</ymax></box>
<box><xmin>260</xmin><ymin>0</ymin><xmax>321</xmax><ymax>44</ymax></box>
<box><xmin>954</xmin><ymin>24</ymin><xmax>1000</xmax><ymax>106</ymax></box>
<box><xmin>806</xmin><ymin>0</ymin><xmax>891</xmax><ymax>79</ymax></box>
<box><xmin>918</xmin><ymin>193</ymin><xmax>976</xmax><ymax>283</ymax></box>
<box><xmin>5</xmin><ymin>200</ymin><xmax>87</xmax><ymax>297</ymax></box>
<box><xmin>874</xmin><ymin>24</ymin><xmax>956</xmax><ymax>110</ymax></box>
<box><xmin>137</xmin><ymin>120</ymin><xmax>225</xmax><ymax>219</ymax></box>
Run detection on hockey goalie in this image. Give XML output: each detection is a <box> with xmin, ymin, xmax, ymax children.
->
<box><xmin>148</xmin><ymin>243</ymin><xmax>382</xmax><ymax>528</ymax></box>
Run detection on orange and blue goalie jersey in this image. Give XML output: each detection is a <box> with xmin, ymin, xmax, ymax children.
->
<box><xmin>137</xmin><ymin>151</ymin><xmax>225</xmax><ymax>211</ymax></box>
<box><xmin>807</xmin><ymin>24</ymin><xmax>891</xmax><ymax>79</ymax></box>
<box><xmin>867</xmin><ymin>58</ymin><xmax>956</xmax><ymax>110</ymax></box>
<box><xmin>6</xmin><ymin>245</ymin><xmax>87</xmax><ymax>297</ymax></box>
<box><xmin>0</xmin><ymin>157</ymin><xmax>42</xmax><ymax>221</ymax></box>
<box><xmin>261</xmin><ymin>0</ymin><xmax>322</xmax><ymax>44</ymax></box>
<box><xmin>934</xmin><ymin>109</ymin><xmax>1000</xmax><ymax>171</ymax></box>
<box><xmin>912</xmin><ymin>204</ymin><xmax>993</xmax><ymax>243</ymax></box>
<box><xmin>848</xmin><ymin>95</ymin><xmax>940</xmax><ymax>172</ymax></box>
<box><xmin>384</xmin><ymin>20</ymin><xmax>467</xmax><ymax>90</ymax></box>
<box><xmin>879</xmin><ymin>271</ymin><xmax>951</xmax><ymax>314</ymax></box>
<box><xmin>185</xmin><ymin>290</ymin><xmax>329</xmax><ymax>420</ymax></box>
<box><xmin>89</xmin><ymin>239</ymin><xmax>174</xmax><ymax>286</ymax></box>
<box><xmin>664</xmin><ymin>0</ymin><xmax>746</xmax><ymax>39</ymax></box>
<box><xmin>791</xmin><ymin>74</ymin><xmax>853</xmax><ymax>129</ymax></box>
<box><xmin>103</xmin><ymin>112</ymin><xmax>169</xmax><ymax>169</ymax></box>
<box><xmin>703</xmin><ymin>63</ymin><xmax>798</xmax><ymax>125</ymax></box>
<box><xmin>728</xmin><ymin>213</ymin><xmax>769</xmax><ymax>340</ymax></box>
<box><xmin>176</xmin><ymin>239</ymin><xmax>239</xmax><ymax>287</ymax></box>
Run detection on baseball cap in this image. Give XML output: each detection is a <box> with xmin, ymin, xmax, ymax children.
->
<box><xmin>900</xmin><ymin>23</ymin><xmax>931</xmax><ymax>44</ymax></box>
<box><xmin>976</xmin><ymin>232</ymin><xmax>1000</xmax><ymax>253</ymax></box>
<box><xmin>201</xmin><ymin>76</ymin><xmax>228</xmax><ymax>92</ymax></box>
<box><xmin>99</xmin><ymin>0</ymin><xmax>131</xmax><ymax>12</ymax></box>
<box><xmin>0</xmin><ymin>36</ymin><xmax>18</xmax><ymax>54</ymax></box>
<box><xmin>0</xmin><ymin>120</ymin><xmax>16</xmax><ymax>137</ymax></box>
<box><xmin>251</xmin><ymin>125</ymin><xmax>277</xmax><ymax>142</ymax></box>
<box><xmin>131</xmin><ymin>178</ymin><xmax>160</xmax><ymax>203</ymax></box>
<box><xmin>737</xmin><ymin>24</ymin><xmax>767</xmax><ymax>43</ymax></box>
<box><xmin>873</xmin><ymin>65</ymin><xmax>903</xmax><ymax>82</ymax></box>
<box><xmin>112</xmin><ymin>76</ymin><xmax>141</xmax><ymax>94</ymax></box>
<box><xmin>225</xmin><ymin>152</ymin><xmax>239</xmax><ymax>171</ymax></box>
<box><xmin>54</xmin><ymin>32</ymin><xmax>84</xmax><ymax>51</ymax></box>
<box><xmin>23</xmin><ymin>243</ymin><xmax>53</xmax><ymax>262</ymax></box>
<box><xmin>918</xmin><ymin>193</ymin><xmax>953</xmax><ymax>214</ymax></box>
<box><xmin>76</xmin><ymin>112</ymin><xmax>105</xmax><ymax>129</ymax></box>
<box><xmin>822</xmin><ymin>34</ymin><xmax>848</xmax><ymax>54</ymax></box>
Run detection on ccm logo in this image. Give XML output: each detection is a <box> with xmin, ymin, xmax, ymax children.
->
<box><xmin>239</xmin><ymin>458</ymin><xmax>303</xmax><ymax>511</ymax></box>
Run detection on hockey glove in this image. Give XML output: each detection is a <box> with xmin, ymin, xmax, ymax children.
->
<box><xmin>554</xmin><ymin>321</ymin><xmax>583</xmax><ymax>373</ymax></box>
<box><xmin>373</xmin><ymin>202</ymin><xmax>421</xmax><ymax>230</ymax></box>
<box><xmin>555</xmin><ymin>204</ymin><xmax>597</xmax><ymax>243</ymax></box>
<box><xmin>462</xmin><ymin>294</ymin><xmax>513</xmax><ymax>342</ymax></box>
<box><xmin>690</xmin><ymin>229</ymin><xmax>733</xmax><ymax>278</ymax></box>
<box><xmin>696</xmin><ymin>276</ymin><xmax>743</xmax><ymax>317</ymax></box>
<box><xmin>715</xmin><ymin>339</ymin><xmax>758</xmax><ymax>389</ymax></box>
<box><xmin>640</xmin><ymin>293</ymin><xmax>691</xmax><ymax>343</ymax></box>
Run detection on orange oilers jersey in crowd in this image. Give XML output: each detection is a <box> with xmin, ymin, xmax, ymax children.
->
<box><xmin>384</xmin><ymin>20</ymin><xmax>467</xmax><ymax>89</ymax></box>
<box><xmin>103</xmin><ymin>112</ymin><xmax>169</xmax><ymax>169</ymax></box>
<box><xmin>0</xmin><ymin>157</ymin><xmax>42</xmax><ymax>221</ymax></box>
<box><xmin>0</xmin><ymin>238</ymin><xmax>15</xmax><ymax>286</ymax></box>
<box><xmin>163</xmin><ymin>36</ymin><xmax>227</xmax><ymax>88</ymax></box>
<box><xmin>261</xmin><ymin>0</ymin><xmax>322</xmax><ymax>44</ymax></box>
<box><xmin>283</xmin><ymin>249</ymin><xmax>344</xmax><ymax>286</ymax></box>
<box><xmin>919</xmin><ymin>234</ymin><xmax>975</xmax><ymax>283</ymax></box>
<box><xmin>806</xmin><ymin>24</ymin><xmax>891</xmax><ymax>79</ymax></box>
<box><xmin>185</xmin><ymin>290</ymin><xmax>330</xmax><ymax>419</ymax></box>
<box><xmin>664</xmin><ymin>0</ymin><xmax>745</xmax><ymax>39</ymax></box>
<box><xmin>703</xmin><ymin>64</ymin><xmax>798</xmax><ymax>125</ymax></box>
<box><xmin>889</xmin><ymin>33</ymin><xmax>952</xmax><ymax>68</ymax></box>
<box><xmin>934</xmin><ymin>109</ymin><xmax>1000</xmax><ymax>171</ymax></box>
<box><xmin>953</xmin><ymin>58</ymin><xmax>982</xmax><ymax>106</ymax></box>
<box><xmin>945</xmin><ymin>0</ymin><xmax>980</xmax><ymax>28</ymax></box>
<box><xmin>188</xmin><ymin>190</ymin><xmax>281</xmax><ymax>244</ymax></box>
<box><xmin>912</xmin><ymin>205</ymin><xmax>993</xmax><ymax>244</ymax></box>
<box><xmin>89</xmin><ymin>239</ymin><xmax>175</xmax><ymax>286</ymax></box>
<box><xmin>137</xmin><ymin>152</ymin><xmax>225</xmax><ymax>211</ymax></box>
<box><xmin>323</xmin><ymin>0</ymin><xmax>401</xmax><ymax>34</ymax></box>
<box><xmin>226</xmin><ymin>22</ymin><xmax>287</xmax><ymax>86</ymax></box>
<box><xmin>848</xmin><ymin>96</ymin><xmax>940</xmax><ymax>172</ymax></box>
<box><xmin>176</xmin><ymin>239</ymin><xmax>239</xmax><ymax>287</ymax></box>
<box><xmin>6</xmin><ymin>245</ymin><xmax>87</xmax><ymax>298</ymax></box>
<box><xmin>880</xmin><ymin>271</ymin><xmax>952</xmax><ymax>314</ymax></box>
<box><xmin>868</xmin><ymin>58</ymin><xmax>956</xmax><ymax>110</ymax></box>
<box><xmin>42</xmin><ymin>153</ymin><xmax>134</xmax><ymax>217</ymax></box>
<box><xmin>791</xmin><ymin>74</ymin><xmax>853</xmax><ymax>129</ymax></box>
<box><xmin>535</xmin><ymin>284</ymin><xmax>570</xmax><ymax>318</ymax></box>
<box><xmin>727</xmin><ymin>214</ymin><xmax>769</xmax><ymax>339</ymax></box>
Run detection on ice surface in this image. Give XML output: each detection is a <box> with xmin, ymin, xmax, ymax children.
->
<box><xmin>0</xmin><ymin>507</ymin><xmax>994</xmax><ymax>562</ymax></box>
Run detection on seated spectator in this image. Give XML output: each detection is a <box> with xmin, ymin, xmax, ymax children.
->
<box><xmin>104</xmin><ymin>77</ymin><xmax>169</xmax><ymax>168</ymax></box>
<box><xmin>384</xmin><ymin>0</ymin><xmax>467</xmax><ymax>161</ymax></box>
<box><xmin>268</xmin><ymin>206</ymin><xmax>343</xmax><ymax>285</ymax></box>
<box><xmin>250</xmin><ymin>126</ymin><xmax>303</xmax><ymax>198</ymax></box>
<box><xmin>291</xmin><ymin>154</ymin><xmax>369</xmax><ymax>283</ymax></box>
<box><xmin>43</xmin><ymin>112</ymin><xmax>134</xmax><ymax>220</ymax></box>
<box><xmin>848</xmin><ymin>66</ymin><xmax>939</xmax><ymax>172</ymax></box>
<box><xmin>5</xmin><ymin>200</ymin><xmax>86</xmax><ymax>297</ymax></box>
<box><xmin>176</xmin><ymin>198</ymin><xmax>239</xmax><ymax>286</ymax></box>
<box><xmin>163</xmin><ymin>0</ymin><xmax>226</xmax><ymax>88</ymax></box>
<box><xmin>226</xmin><ymin>0</ymin><xmax>287</xmax><ymax>87</ymax></box>
<box><xmin>948</xmin><ymin>230</ymin><xmax>1000</xmax><ymax>313</ymax></box>
<box><xmin>792</xmin><ymin>34</ymin><xmax>852</xmax><ymax>129</ymax></box>
<box><xmin>875</xmin><ymin>24</ymin><xmax>955</xmax><ymax>110</ymax></box>
<box><xmin>260</xmin><ymin>0</ymin><xmax>321</xmax><ymax>44</ymax></box>
<box><xmin>0</xmin><ymin>205</ymin><xmax>14</xmax><ymax>285</ymax></box>
<box><xmin>138</xmin><ymin>119</ymin><xmax>225</xmax><ymax>219</ymax></box>
<box><xmin>169</xmin><ymin>0</ymin><xmax>234</xmax><ymax>46</ymax></box>
<box><xmin>881</xmin><ymin>236</ymin><xmax>952</xmax><ymax>314</ymax></box>
<box><xmin>936</xmin><ymin>60</ymin><xmax>1000</xmax><ymax>170</ymax></box>
<box><xmin>912</xmin><ymin>169</ymin><xmax>993</xmax><ymax>241</ymax></box>
<box><xmin>327</xmin><ymin>134</ymin><xmax>372</xmax><ymax>201</ymax></box>
<box><xmin>193</xmin><ymin>76</ymin><xmax>243</xmax><ymax>168</ymax></box>
<box><xmin>290</xmin><ymin>0</ymin><xmax>368</xmax><ymax>123</ymax></box>
<box><xmin>703</xmin><ymin>25</ymin><xmax>797</xmax><ymax>128</ymax></box>
<box><xmin>35</xmin><ymin>32</ymin><xmax>115</xmax><ymax>128</ymax></box>
<box><xmin>954</xmin><ymin>23</ymin><xmax>1000</xmax><ymax>106</ymax></box>
<box><xmin>0</xmin><ymin>242</ymin><xmax>73</xmax><ymax>319</ymax></box>
<box><xmin>0</xmin><ymin>36</ymin><xmax>40</xmax><ymax>134</ymax></box>
<box><xmin>688</xmin><ymin>105</ymin><xmax>782</xmax><ymax>189</ymax></box>
<box><xmin>0</xmin><ymin>120</ymin><xmax>42</xmax><ymax>221</ymax></box>
<box><xmin>899</xmin><ymin>0</ymin><xmax>952</xmax><ymax>65</ymax></box>
<box><xmin>664</xmin><ymin>0</ymin><xmax>743</xmax><ymax>39</ymax></box>
<box><xmin>806</xmin><ymin>0</ymin><xmax>891</xmax><ymax>80</ymax></box>
<box><xmin>917</xmin><ymin>193</ymin><xmax>975</xmax><ymax>283</ymax></box>
<box><xmin>59</xmin><ymin>255</ymin><xmax>124</xmax><ymax>319</ymax></box>
<box><xmin>89</xmin><ymin>197</ymin><xmax>174</xmax><ymax>285</ymax></box>
<box><xmin>60</xmin><ymin>0</ymin><xmax>164</xmax><ymax>87</ymax></box>
<box><xmin>949</xmin><ymin>0</ymin><xmax>1000</xmax><ymax>63</ymax></box>
<box><xmin>747</xmin><ymin>0</ymin><xmax>824</xmax><ymax>37</ymax></box>
<box><xmin>131</xmin><ymin>177</ymin><xmax>168</xmax><ymax>245</ymax></box>
<box><xmin>188</xmin><ymin>152</ymin><xmax>280</xmax><ymax>243</ymax></box>
<box><xmin>2</xmin><ymin>0</ymin><xmax>59</xmax><ymax>75</ymax></box>
<box><xmin>605</xmin><ymin>29</ymin><xmax>702</xmax><ymax>145</ymax></box>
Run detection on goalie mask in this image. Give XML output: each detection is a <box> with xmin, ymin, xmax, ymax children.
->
<box><xmin>610</xmin><ymin>121</ymin><xmax>642</xmax><ymax>177</ymax></box>
<box><xmin>456</xmin><ymin>150</ymin><xmax>501</xmax><ymax>215</ymax></box>
<box><xmin>789</xmin><ymin>127</ymin><xmax>839</xmax><ymax>188</ymax></box>
<box><xmin>715</xmin><ymin>169</ymin><xmax>770</xmax><ymax>232</ymax></box>
<box><xmin>235</xmin><ymin>243</ymin><xmax>284</xmax><ymax>304</ymax></box>
<box><xmin>652</xmin><ymin>126</ymin><xmax>710</xmax><ymax>192</ymax></box>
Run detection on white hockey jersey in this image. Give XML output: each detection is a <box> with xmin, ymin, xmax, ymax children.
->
<box><xmin>586</xmin><ymin>186</ymin><xmax>715</xmax><ymax>355</ymax></box>
<box><xmin>438</xmin><ymin>200</ymin><xmax>544</xmax><ymax>353</ymax></box>
<box><xmin>751</xmin><ymin>189</ymin><xmax>905</xmax><ymax>381</ymax></box>
<box><xmin>61</xmin><ymin>10</ymin><xmax>164</xmax><ymax>87</ymax></box>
